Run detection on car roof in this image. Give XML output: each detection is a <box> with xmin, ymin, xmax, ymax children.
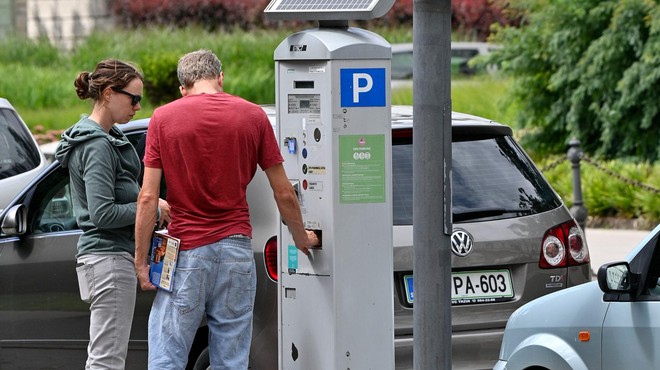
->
<box><xmin>120</xmin><ymin>117</ymin><xmax>150</xmax><ymax>133</ymax></box>
<box><xmin>391</xmin><ymin>105</ymin><xmax>512</xmax><ymax>137</ymax></box>
<box><xmin>0</xmin><ymin>97</ymin><xmax>15</xmax><ymax>109</ymax></box>
<box><xmin>118</xmin><ymin>105</ymin><xmax>512</xmax><ymax>136</ymax></box>
<box><xmin>391</xmin><ymin>42</ymin><xmax>501</xmax><ymax>54</ymax></box>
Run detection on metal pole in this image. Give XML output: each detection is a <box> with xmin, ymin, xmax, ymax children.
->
<box><xmin>413</xmin><ymin>0</ymin><xmax>452</xmax><ymax>369</ymax></box>
<box><xmin>568</xmin><ymin>139</ymin><xmax>588</xmax><ymax>231</ymax></box>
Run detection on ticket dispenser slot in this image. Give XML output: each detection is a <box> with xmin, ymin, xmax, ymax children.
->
<box><xmin>289</xmin><ymin>180</ymin><xmax>300</xmax><ymax>200</ymax></box>
<box><xmin>275</xmin><ymin>27</ymin><xmax>393</xmax><ymax>370</ymax></box>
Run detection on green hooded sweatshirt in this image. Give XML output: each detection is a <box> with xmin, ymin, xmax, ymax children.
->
<box><xmin>55</xmin><ymin>117</ymin><xmax>141</xmax><ymax>257</ymax></box>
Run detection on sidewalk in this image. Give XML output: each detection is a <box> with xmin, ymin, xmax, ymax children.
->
<box><xmin>585</xmin><ymin>227</ymin><xmax>652</xmax><ymax>274</ymax></box>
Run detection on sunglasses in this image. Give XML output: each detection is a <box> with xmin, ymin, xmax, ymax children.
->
<box><xmin>111</xmin><ymin>87</ymin><xmax>142</xmax><ymax>106</ymax></box>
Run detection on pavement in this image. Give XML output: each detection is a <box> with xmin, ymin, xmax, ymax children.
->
<box><xmin>585</xmin><ymin>227</ymin><xmax>654</xmax><ymax>275</ymax></box>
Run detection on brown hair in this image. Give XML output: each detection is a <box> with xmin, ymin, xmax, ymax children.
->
<box><xmin>74</xmin><ymin>59</ymin><xmax>144</xmax><ymax>102</ymax></box>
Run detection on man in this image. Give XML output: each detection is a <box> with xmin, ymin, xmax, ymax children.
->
<box><xmin>135</xmin><ymin>49</ymin><xmax>319</xmax><ymax>369</ymax></box>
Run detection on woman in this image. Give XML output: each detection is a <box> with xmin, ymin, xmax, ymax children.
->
<box><xmin>55</xmin><ymin>59</ymin><xmax>169</xmax><ymax>369</ymax></box>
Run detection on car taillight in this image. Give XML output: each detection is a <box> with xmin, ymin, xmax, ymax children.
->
<box><xmin>539</xmin><ymin>220</ymin><xmax>590</xmax><ymax>269</ymax></box>
<box><xmin>264</xmin><ymin>236</ymin><xmax>278</xmax><ymax>282</ymax></box>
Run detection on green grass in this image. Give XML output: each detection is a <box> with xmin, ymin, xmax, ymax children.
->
<box><xmin>392</xmin><ymin>74</ymin><xmax>517</xmax><ymax>126</ymax></box>
<box><xmin>3</xmin><ymin>26</ymin><xmax>506</xmax><ymax>130</ymax></box>
<box><xmin>1</xmin><ymin>26</ymin><xmax>299</xmax><ymax>130</ymax></box>
<box><xmin>451</xmin><ymin>75</ymin><xmax>517</xmax><ymax>125</ymax></box>
<box><xmin>17</xmin><ymin>103</ymin><xmax>156</xmax><ymax>132</ymax></box>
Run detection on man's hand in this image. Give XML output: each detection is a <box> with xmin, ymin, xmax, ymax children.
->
<box><xmin>295</xmin><ymin>229</ymin><xmax>322</xmax><ymax>256</ymax></box>
<box><xmin>306</xmin><ymin>229</ymin><xmax>321</xmax><ymax>247</ymax></box>
<box><xmin>265</xmin><ymin>164</ymin><xmax>322</xmax><ymax>257</ymax></box>
<box><xmin>136</xmin><ymin>264</ymin><xmax>157</xmax><ymax>291</ymax></box>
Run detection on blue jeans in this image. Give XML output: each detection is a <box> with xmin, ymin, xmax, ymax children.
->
<box><xmin>76</xmin><ymin>252</ymin><xmax>137</xmax><ymax>370</ymax></box>
<box><xmin>148</xmin><ymin>236</ymin><xmax>256</xmax><ymax>370</ymax></box>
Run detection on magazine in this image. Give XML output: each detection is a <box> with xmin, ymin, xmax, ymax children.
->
<box><xmin>149</xmin><ymin>230</ymin><xmax>180</xmax><ymax>291</ymax></box>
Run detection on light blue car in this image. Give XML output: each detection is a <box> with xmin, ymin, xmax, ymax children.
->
<box><xmin>495</xmin><ymin>223</ymin><xmax>660</xmax><ymax>370</ymax></box>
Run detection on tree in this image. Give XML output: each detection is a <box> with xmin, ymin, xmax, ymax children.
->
<box><xmin>488</xmin><ymin>0</ymin><xmax>660</xmax><ymax>161</ymax></box>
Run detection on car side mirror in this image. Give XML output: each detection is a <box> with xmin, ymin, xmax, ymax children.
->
<box><xmin>598</xmin><ymin>261</ymin><xmax>641</xmax><ymax>301</ymax></box>
<box><xmin>1</xmin><ymin>204</ymin><xmax>27</xmax><ymax>235</ymax></box>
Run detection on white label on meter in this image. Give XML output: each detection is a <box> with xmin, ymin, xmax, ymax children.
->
<box><xmin>288</xmin><ymin>94</ymin><xmax>321</xmax><ymax>114</ymax></box>
<box><xmin>309</xmin><ymin>65</ymin><xmax>326</xmax><ymax>73</ymax></box>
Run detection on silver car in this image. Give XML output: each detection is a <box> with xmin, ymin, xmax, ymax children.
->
<box><xmin>0</xmin><ymin>97</ymin><xmax>48</xmax><ymax>212</ymax></box>
<box><xmin>495</xmin><ymin>223</ymin><xmax>660</xmax><ymax>370</ymax></box>
<box><xmin>0</xmin><ymin>106</ymin><xmax>591</xmax><ymax>369</ymax></box>
<box><xmin>391</xmin><ymin>42</ymin><xmax>501</xmax><ymax>85</ymax></box>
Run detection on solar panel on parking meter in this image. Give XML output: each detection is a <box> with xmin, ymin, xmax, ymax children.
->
<box><xmin>265</xmin><ymin>0</ymin><xmax>394</xmax><ymax>20</ymax></box>
<box><xmin>264</xmin><ymin>1</ymin><xmax>395</xmax><ymax>369</ymax></box>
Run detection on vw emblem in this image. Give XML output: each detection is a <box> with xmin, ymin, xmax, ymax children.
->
<box><xmin>451</xmin><ymin>229</ymin><xmax>473</xmax><ymax>257</ymax></box>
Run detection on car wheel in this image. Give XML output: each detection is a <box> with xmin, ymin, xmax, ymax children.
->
<box><xmin>192</xmin><ymin>347</ymin><xmax>210</xmax><ymax>370</ymax></box>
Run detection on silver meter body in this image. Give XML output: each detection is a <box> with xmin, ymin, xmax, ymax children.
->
<box><xmin>275</xmin><ymin>27</ymin><xmax>394</xmax><ymax>369</ymax></box>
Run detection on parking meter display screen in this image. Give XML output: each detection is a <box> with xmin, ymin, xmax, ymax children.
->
<box><xmin>288</xmin><ymin>94</ymin><xmax>320</xmax><ymax>114</ymax></box>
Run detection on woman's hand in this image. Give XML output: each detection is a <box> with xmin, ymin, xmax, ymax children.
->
<box><xmin>157</xmin><ymin>198</ymin><xmax>171</xmax><ymax>229</ymax></box>
<box><xmin>135</xmin><ymin>263</ymin><xmax>157</xmax><ymax>291</ymax></box>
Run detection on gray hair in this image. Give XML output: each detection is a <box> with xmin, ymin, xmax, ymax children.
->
<box><xmin>177</xmin><ymin>49</ymin><xmax>223</xmax><ymax>89</ymax></box>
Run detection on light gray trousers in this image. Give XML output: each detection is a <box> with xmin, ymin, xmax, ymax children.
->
<box><xmin>76</xmin><ymin>253</ymin><xmax>137</xmax><ymax>370</ymax></box>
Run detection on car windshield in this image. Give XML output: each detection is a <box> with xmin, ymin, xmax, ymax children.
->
<box><xmin>392</xmin><ymin>51</ymin><xmax>413</xmax><ymax>80</ymax></box>
<box><xmin>392</xmin><ymin>136</ymin><xmax>561</xmax><ymax>225</ymax></box>
<box><xmin>0</xmin><ymin>108</ymin><xmax>41</xmax><ymax>180</ymax></box>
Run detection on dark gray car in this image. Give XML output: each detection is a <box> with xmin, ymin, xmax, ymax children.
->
<box><xmin>0</xmin><ymin>106</ymin><xmax>591</xmax><ymax>369</ymax></box>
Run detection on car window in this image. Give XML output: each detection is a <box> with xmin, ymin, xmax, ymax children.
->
<box><xmin>392</xmin><ymin>51</ymin><xmax>413</xmax><ymax>80</ymax></box>
<box><xmin>451</xmin><ymin>49</ymin><xmax>479</xmax><ymax>59</ymax></box>
<box><xmin>640</xmin><ymin>232</ymin><xmax>660</xmax><ymax>296</ymax></box>
<box><xmin>34</xmin><ymin>131</ymin><xmax>164</xmax><ymax>232</ymax></box>
<box><xmin>128</xmin><ymin>131</ymin><xmax>168</xmax><ymax>199</ymax></box>
<box><xmin>392</xmin><ymin>136</ymin><xmax>562</xmax><ymax>225</ymax></box>
<box><xmin>0</xmin><ymin>108</ymin><xmax>42</xmax><ymax>180</ymax></box>
<box><xmin>30</xmin><ymin>167</ymin><xmax>77</xmax><ymax>234</ymax></box>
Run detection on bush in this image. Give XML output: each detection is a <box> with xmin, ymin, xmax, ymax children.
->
<box><xmin>451</xmin><ymin>0</ymin><xmax>520</xmax><ymax>40</ymax></box>
<box><xmin>141</xmin><ymin>53</ymin><xmax>181</xmax><ymax>106</ymax></box>
<box><xmin>109</xmin><ymin>0</ymin><xmax>518</xmax><ymax>41</ymax></box>
<box><xmin>110</xmin><ymin>0</ymin><xmax>270</xmax><ymax>30</ymax></box>
<box><xmin>538</xmin><ymin>156</ymin><xmax>660</xmax><ymax>227</ymax></box>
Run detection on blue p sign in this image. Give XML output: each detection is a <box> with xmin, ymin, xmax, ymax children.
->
<box><xmin>340</xmin><ymin>68</ymin><xmax>386</xmax><ymax>107</ymax></box>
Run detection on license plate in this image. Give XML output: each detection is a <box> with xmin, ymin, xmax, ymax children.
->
<box><xmin>403</xmin><ymin>270</ymin><xmax>514</xmax><ymax>305</ymax></box>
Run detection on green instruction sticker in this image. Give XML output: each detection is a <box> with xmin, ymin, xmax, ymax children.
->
<box><xmin>339</xmin><ymin>134</ymin><xmax>386</xmax><ymax>203</ymax></box>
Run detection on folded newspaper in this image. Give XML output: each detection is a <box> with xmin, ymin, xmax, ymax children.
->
<box><xmin>150</xmin><ymin>230</ymin><xmax>180</xmax><ymax>291</ymax></box>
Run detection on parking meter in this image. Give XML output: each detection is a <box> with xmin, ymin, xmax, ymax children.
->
<box><xmin>273</xmin><ymin>26</ymin><xmax>394</xmax><ymax>370</ymax></box>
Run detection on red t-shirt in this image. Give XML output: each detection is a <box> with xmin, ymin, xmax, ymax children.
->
<box><xmin>144</xmin><ymin>93</ymin><xmax>283</xmax><ymax>250</ymax></box>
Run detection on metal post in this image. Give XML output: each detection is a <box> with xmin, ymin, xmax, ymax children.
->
<box><xmin>567</xmin><ymin>139</ymin><xmax>588</xmax><ymax>230</ymax></box>
<box><xmin>413</xmin><ymin>0</ymin><xmax>452</xmax><ymax>369</ymax></box>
